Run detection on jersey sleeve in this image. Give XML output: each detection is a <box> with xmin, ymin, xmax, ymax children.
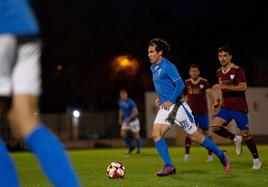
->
<box><xmin>183</xmin><ymin>81</ymin><xmax>188</xmax><ymax>95</ymax></box>
<box><xmin>167</xmin><ymin>64</ymin><xmax>182</xmax><ymax>82</ymax></box>
<box><xmin>205</xmin><ymin>80</ymin><xmax>211</xmax><ymax>89</ymax></box>
<box><xmin>130</xmin><ymin>99</ymin><xmax>137</xmax><ymax>110</ymax></box>
<box><xmin>237</xmin><ymin>68</ymin><xmax>247</xmax><ymax>83</ymax></box>
<box><xmin>216</xmin><ymin>71</ymin><xmax>221</xmax><ymax>83</ymax></box>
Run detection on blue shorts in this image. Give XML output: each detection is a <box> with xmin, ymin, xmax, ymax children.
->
<box><xmin>194</xmin><ymin>115</ymin><xmax>209</xmax><ymax>131</ymax></box>
<box><xmin>215</xmin><ymin>108</ymin><xmax>249</xmax><ymax>130</ymax></box>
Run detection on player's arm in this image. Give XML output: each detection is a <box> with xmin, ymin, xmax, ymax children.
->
<box><xmin>155</xmin><ymin>97</ymin><xmax>160</xmax><ymax>107</ymax></box>
<box><xmin>206</xmin><ymin>88</ymin><xmax>215</xmax><ymax>105</ymax></box>
<box><xmin>213</xmin><ymin>82</ymin><xmax>247</xmax><ymax>92</ymax></box>
<box><xmin>182</xmin><ymin>83</ymin><xmax>188</xmax><ymax>102</ymax></box>
<box><xmin>213</xmin><ymin>88</ymin><xmax>223</xmax><ymax>109</ymax></box>
<box><xmin>118</xmin><ymin>109</ymin><xmax>123</xmax><ymax>126</ymax></box>
<box><xmin>163</xmin><ymin>66</ymin><xmax>185</xmax><ymax>109</ymax></box>
<box><xmin>169</xmin><ymin>78</ymin><xmax>185</xmax><ymax>102</ymax></box>
<box><xmin>126</xmin><ymin>107</ymin><xmax>139</xmax><ymax>122</ymax></box>
<box><xmin>183</xmin><ymin>94</ymin><xmax>188</xmax><ymax>103</ymax></box>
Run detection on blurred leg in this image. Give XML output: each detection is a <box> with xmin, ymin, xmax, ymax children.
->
<box><xmin>9</xmin><ymin>95</ymin><xmax>80</xmax><ymax>187</ymax></box>
<box><xmin>133</xmin><ymin>131</ymin><xmax>141</xmax><ymax>153</ymax></box>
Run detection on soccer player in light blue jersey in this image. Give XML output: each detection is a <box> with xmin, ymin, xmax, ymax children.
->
<box><xmin>118</xmin><ymin>89</ymin><xmax>142</xmax><ymax>154</ymax></box>
<box><xmin>0</xmin><ymin>0</ymin><xmax>80</xmax><ymax>186</ymax></box>
<box><xmin>148</xmin><ymin>38</ymin><xmax>231</xmax><ymax>177</ymax></box>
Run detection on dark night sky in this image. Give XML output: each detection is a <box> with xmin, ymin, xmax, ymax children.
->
<box><xmin>32</xmin><ymin>0</ymin><xmax>268</xmax><ymax>113</ymax></box>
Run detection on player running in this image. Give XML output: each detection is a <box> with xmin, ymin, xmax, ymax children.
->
<box><xmin>211</xmin><ymin>46</ymin><xmax>262</xmax><ymax>169</ymax></box>
<box><xmin>148</xmin><ymin>38</ymin><xmax>230</xmax><ymax>177</ymax></box>
<box><xmin>183</xmin><ymin>64</ymin><xmax>215</xmax><ymax>162</ymax></box>
<box><xmin>118</xmin><ymin>89</ymin><xmax>142</xmax><ymax>154</ymax></box>
<box><xmin>0</xmin><ymin>1</ymin><xmax>80</xmax><ymax>186</ymax></box>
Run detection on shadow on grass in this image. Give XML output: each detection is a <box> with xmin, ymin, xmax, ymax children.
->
<box><xmin>177</xmin><ymin>169</ymin><xmax>207</xmax><ymax>175</ymax></box>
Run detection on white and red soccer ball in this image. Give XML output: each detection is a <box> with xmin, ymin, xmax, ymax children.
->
<box><xmin>106</xmin><ymin>162</ymin><xmax>125</xmax><ymax>179</ymax></box>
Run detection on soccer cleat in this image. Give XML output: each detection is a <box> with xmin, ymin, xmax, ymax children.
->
<box><xmin>184</xmin><ymin>154</ymin><xmax>190</xmax><ymax>161</ymax></box>
<box><xmin>221</xmin><ymin>151</ymin><xmax>231</xmax><ymax>173</ymax></box>
<box><xmin>234</xmin><ymin>135</ymin><xmax>243</xmax><ymax>155</ymax></box>
<box><xmin>128</xmin><ymin>147</ymin><xmax>135</xmax><ymax>155</ymax></box>
<box><xmin>207</xmin><ymin>155</ymin><xmax>214</xmax><ymax>162</ymax></box>
<box><xmin>156</xmin><ymin>166</ymin><xmax>176</xmax><ymax>177</ymax></box>
<box><xmin>136</xmin><ymin>150</ymin><xmax>141</xmax><ymax>154</ymax></box>
<box><xmin>252</xmin><ymin>158</ymin><xmax>262</xmax><ymax>169</ymax></box>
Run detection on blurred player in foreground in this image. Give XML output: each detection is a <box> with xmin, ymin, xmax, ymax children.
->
<box><xmin>148</xmin><ymin>38</ymin><xmax>230</xmax><ymax>177</ymax></box>
<box><xmin>118</xmin><ymin>89</ymin><xmax>142</xmax><ymax>154</ymax></box>
<box><xmin>183</xmin><ymin>64</ymin><xmax>215</xmax><ymax>162</ymax></box>
<box><xmin>211</xmin><ymin>46</ymin><xmax>262</xmax><ymax>169</ymax></box>
<box><xmin>0</xmin><ymin>0</ymin><xmax>80</xmax><ymax>186</ymax></box>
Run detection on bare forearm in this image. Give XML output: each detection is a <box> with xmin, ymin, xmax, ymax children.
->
<box><xmin>224</xmin><ymin>84</ymin><xmax>247</xmax><ymax>91</ymax></box>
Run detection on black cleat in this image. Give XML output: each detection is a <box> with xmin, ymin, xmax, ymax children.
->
<box><xmin>128</xmin><ymin>147</ymin><xmax>135</xmax><ymax>154</ymax></box>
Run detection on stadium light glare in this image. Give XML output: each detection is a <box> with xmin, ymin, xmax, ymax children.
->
<box><xmin>112</xmin><ymin>55</ymin><xmax>139</xmax><ymax>75</ymax></box>
<box><xmin>72</xmin><ymin>110</ymin><xmax>80</xmax><ymax>118</ymax></box>
<box><xmin>119</xmin><ymin>58</ymin><xmax>131</xmax><ymax>68</ymax></box>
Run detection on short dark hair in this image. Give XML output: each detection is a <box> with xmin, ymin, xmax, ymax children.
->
<box><xmin>119</xmin><ymin>89</ymin><xmax>127</xmax><ymax>93</ymax></box>
<box><xmin>189</xmin><ymin>64</ymin><xmax>199</xmax><ymax>69</ymax></box>
<box><xmin>218</xmin><ymin>46</ymin><xmax>232</xmax><ymax>55</ymax></box>
<box><xmin>149</xmin><ymin>38</ymin><xmax>171</xmax><ymax>57</ymax></box>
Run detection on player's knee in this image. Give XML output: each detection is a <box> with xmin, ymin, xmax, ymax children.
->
<box><xmin>152</xmin><ymin>131</ymin><xmax>161</xmax><ymax>142</ymax></box>
<box><xmin>240</xmin><ymin>130</ymin><xmax>249</xmax><ymax>137</ymax></box>
<box><xmin>242</xmin><ymin>134</ymin><xmax>252</xmax><ymax>142</ymax></box>
<box><xmin>211</xmin><ymin>126</ymin><xmax>221</xmax><ymax>132</ymax></box>
<box><xmin>189</xmin><ymin>131</ymin><xmax>203</xmax><ymax>144</ymax></box>
<box><xmin>133</xmin><ymin>133</ymin><xmax>140</xmax><ymax>139</ymax></box>
<box><xmin>120</xmin><ymin>131</ymin><xmax>127</xmax><ymax>138</ymax></box>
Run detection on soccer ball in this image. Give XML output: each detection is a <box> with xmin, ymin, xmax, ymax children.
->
<box><xmin>106</xmin><ymin>162</ymin><xmax>125</xmax><ymax>179</ymax></box>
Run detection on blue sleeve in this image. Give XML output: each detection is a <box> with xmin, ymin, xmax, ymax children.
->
<box><xmin>167</xmin><ymin>64</ymin><xmax>185</xmax><ymax>103</ymax></box>
<box><xmin>168</xmin><ymin>64</ymin><xmax>181</xmax><ymax>82</ymax></box>
<box><xmin>169</xmin><ymin>79</ymin><xmax>185</xmax><ymax>103</ymax></box>
<box><xmin>130</xmin><ymin>99</ymin><xmax>137</xmax><ymax>110</ymax></box>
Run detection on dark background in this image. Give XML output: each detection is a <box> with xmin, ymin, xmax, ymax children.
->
<box><xmin>32</xmin><ymin>0</ymin><xmax>268</xmax><ymax>113</ymax></box>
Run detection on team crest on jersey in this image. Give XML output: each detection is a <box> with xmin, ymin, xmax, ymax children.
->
<box><xmin>199</xmin><ymin>84</ymin><xmax>204</xmax><ymax>89</ymax></box>
<box><xmin>157</xmin><ymin>69</ymin><xmax>162</xmax><ymax>76</ymax></box>
<box><xmin>230</xmin><ymin>74</ymin><xmax>235</xmax><ymax>80</ymax></box>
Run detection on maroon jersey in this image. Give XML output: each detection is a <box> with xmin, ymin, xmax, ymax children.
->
<box><xmin>184</xmin><ymin>77</ymin><xmax>210</xmax><ymax>115</ymax></box>
<box><xmin>217</xmin><ymin>64</ymin><xmax>248</xmax><ymax>113</ymax></box>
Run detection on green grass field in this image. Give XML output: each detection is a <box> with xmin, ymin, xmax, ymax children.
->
<box><xmin>12</xmin><ymin>145</ymin><xmax>268</xmax><ymax>187</ymax></box>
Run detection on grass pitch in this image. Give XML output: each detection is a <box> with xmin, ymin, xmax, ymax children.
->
<box><xmin>12</xmin><ymin>145</ymin><xmax>268</xmax><ymax>187</ymax></box>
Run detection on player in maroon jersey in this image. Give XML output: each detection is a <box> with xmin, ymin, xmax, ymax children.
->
<box><xmin>183</xmin><ymin>64</ymin><xmax>215</xmax><ymax>161</ymax></box>
<box><xmin>212</xmin><ymin>46</ymin><xmax>262</xmax><ymax>169</ymax></box>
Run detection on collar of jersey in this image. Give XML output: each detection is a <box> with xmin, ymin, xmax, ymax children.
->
<box><xmin>152</xmin><ymin>58</ymin><xmax>167</xmax><ymax>71</ymax></box>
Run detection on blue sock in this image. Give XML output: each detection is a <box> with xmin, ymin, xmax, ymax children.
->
<box><xmin>0</xmin><ymin>138</ymin><xmax>20</xmax><ymax>187</ymax></box>
<box><xmin>123</xmin><ymin>136</ymin><xmax>133</xmax><ymax>149</ymax></box>
<box><xmin>202</xmin><ymin>136</ymin><xmax>224</xmax><ymax>160</ymax></box>
<box><xmin>25</xmin><ymin>125</ymin><xmax>80</xmax><ymax>187</ymax></box>
<box><xmin>136</xmin><ymin>138</ymin><xmax>141</xmax><ymax>151</ymax></box>
<box><xmin>155</xmin><ymin>139</ymin><xmax>173</xmax><ymax>167</ymax></box>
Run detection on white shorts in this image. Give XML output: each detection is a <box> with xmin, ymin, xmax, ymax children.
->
<box><xmin>121</xmin><ymin>118</ymin><xmax>140</xmax><ymax>132</ymax></box>
<box><xmin>0</xmin><ymin>34</ymin><xmax>41</xmax><ymax>96</ymax></box>
<box><xmin>154</xmin><ymin>102</ymin><xmax>197</xmax><ymax>135</ymax></box>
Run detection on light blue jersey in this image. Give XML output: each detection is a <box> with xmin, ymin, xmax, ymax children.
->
<box><xmin>118</xmin><ymin>98</ymin><xmax>137</xmax><ymax>119</ymax></box>
<box><xmin>151</xmin><ymin>58</ymin><xmax>185</xmax><ymax>104</ymax></box>
<box><xmin>0</xmin><ymin>0</ymin><xmax>40</xmax><ymax>35</ymax></box>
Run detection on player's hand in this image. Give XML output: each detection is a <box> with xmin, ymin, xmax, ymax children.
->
<box><xmin>155</xmin><ymin>98</ymin><xmax>160</xmax><ymax>107</ymax></box>
<box><xmin>213</xmin><ymin>98</ymin><xmax>222</xmax><ymax>109</ymax></box>
<box><xmin>213</xmin><ymin>84</ymin><xmax>227</xmax><ymax>90</ymax></box>
<box><xmin>162</xmin><ymin>101</ymin><xmax>173</xmax><ymax>110</ymax></box>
